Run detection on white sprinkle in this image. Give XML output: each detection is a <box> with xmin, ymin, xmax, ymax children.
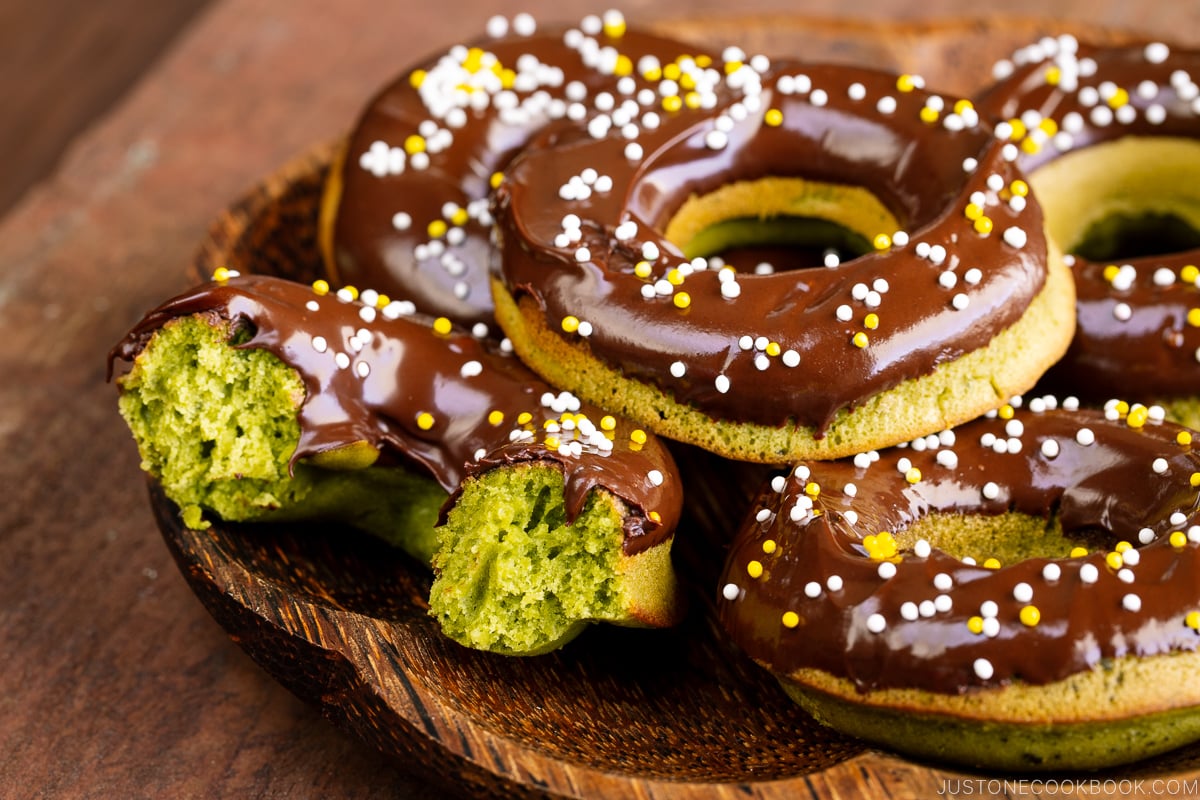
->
<box><xmin>974</xmin><ymin>658</ymin><xmax>995</xmax><ymax>680</ymax></box>
<box><xmin>705</xmin><ymin>130</ymin><xmax>729</xmax><ymax>150</ymax></box>
<box><xmin>982</xmin><ymin>617</ymin><xmax>1001</xmax><ymax>638</ymax></box>
<box><xmin>1041</xmin><ymin>439</ymin><xmax>1060</xmax><ymax>459</ymax></box>
<box><xmin>826</xmin><ymin>575</ymin><xmax>844</xmax><ymax>592</ymax></box>
<box><xmin>1123</xmin><ymin>549</ymin><xmax>1141</xmax><ymax>566</ymax></box>
<box><xmin>648</xmin><ymin>469</ymin><xmax>664</xmax><ymax>486</ymax></box>
<box><xmin>1118</xmin><ymin>568</ymin><xmax>1135</xmax><ymax>584</ymax></box>
<box><xmin>1003</xmin><ymin>227</ymin><xmax>1028</xmax><ymax>248</ymax></box>
<box><xmin>1123</xmin><ymin>593</ymin><xmax>1143</xmax><ymax>612</ymax></box>
<box><xmin>964</xmin><ymin>268</ymin><xmax>983</xmax><ymax>285</ymax></box>
<box><xmin>805</xmin><ymin>581</ymin><xmax>822</xmax><ymax>599</ymax></box>
<box><xmin>878</xmin><ymin>561</ymin><xmax>897</xmax><ymax>579</ymax></box>
<box><xmin>334</xmin><ymin>352</ymin><xmax>350</xmax><ymax>370</ymax></box>
<box><xmin>1042</xmin><ymin>563</ymin><xmax>1062</xmax><ymax>582</ymax></box>
<box><xmin>919</xmin><ymin>600</ymin><xmax>937</xmax><ymax>618</ymax></box>
<box><xmin>1190</xmin><ymin>526</ymin><xmax>1200</xmax><ymax>543</ymax></box>
<box><xmin>914</xmin><ymin>539</ymin><xmax>932</xmax><ymax>558</ymax></box>
<box><xmin>876</xmin><ymin>96</ymin><xmax>897</xmax><ymax>114</ymax></box>
<box><xmin>715</xmin><ymin>374</ymin><xmax>731</xmax><ymax>393</ymax></box>
<box><xmin>836</xmin><ymin>304</ymin><xmax>853</xmax><ymax>322</ymax></box>
<box><xmin>1139</xmin><ymin>527</ymin><xmax>1156</xmax><ymax>544</ymax></box>
<box><xmin>939</xmin><ymin>271</ymin><xmax>957</xmax><ymax>289</ymax></box>
<box><xmin>1005</xmin><ymin>419</ymin><xmax>1024</xmax><ymax>437</ymax></box>
<box><xmin>1153</xmin><ymin>458</ymin><xmax>1170</xmax><ymax>474</ymax></box>
<box><xmin>575</xmin><ymin>247</ymin><xmax>591</xmax><ymax>262</ymax></box>
<box><xmin>642</xmin><ymin>242</ymin><xmax>660</xmax><ymax>261</ymax></box>
<box><xmin>1113</xmin><ymin>302</ymin><xmax>1133</xmax><ymax>322</ymax></box>
<box><xmin>782</xmin><ymin>349</ymin><xmax>800</xmax><ymax>367</ymax></box>
<box><xmin>356</xmin><ymin>361</ymin><xmax>370</xmax><ymax>378</ymax></box>
<box><xmin>1013</xmin><ymin>582</ymin><xmax>1034</xmax><ymax>603</ymax></box>
<box><xmin>934</xmin><ymin>595</ymin><xmax>953</xmax><ymax>613</ymax></box>
<box><xmin>1171</xmin><ymin>510</ymin><xmax>1188</xmax><ymax>526</ymax></box>
<box><xmin>866</xmin><ymin>613</ymin><xmax>887</xmax><ymax>633</ymax></box>
<box><xmin>1145</xmin><ymin>42</ymin><xmax>1170</xmax><ymax>64</ymax></box>
<box><xmin>669</xmin><ymin>361</ymin><xmax>686</xmax><ymax>378</ymax></box>
<box><xmin>722</xmin><ymin>583</ymin><xmax>740</xmax><ymax>600</ymax></box>
<box><xmin>980</xmin><ymin>600</ymin><xmax>999</xmax><ymax>618</ymax></box>
<box><xmin>1080</xmin><ymin>563</ymin><xmax>1100</xmax><ymax>584</ymax></box>
<box><xmin>392</xmin><ymin>211</ymin><xmax>412</xmax><ymax>230</ymax></box>
<box><xmin>1154</xmin><ymin>267</ymin><xmax>1177</xmax><ymax>286</ymax></box>
<box><xmin>900</xmin><ymin>602</ymin><xmax>919</xmax><ymax>621</ymax></box>
<box><xmin>460</xmin><ymin>360</ymin><xmax>483</xmax><ymax>378</ymax></box>
<box><xmin>1076</xmin><ymin>428</ymin><xmax>1096</xmax><ymax>446</ymax></box>
<box><xmin>952</xmin><ymin>293</ymin><xmax>969</xmax><ymax>310</ymax></box>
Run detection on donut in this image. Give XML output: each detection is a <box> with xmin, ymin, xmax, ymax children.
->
<box><xmin>977</xmin><ymin>36</ymin><xmax>1200</xmax><ymax>422</ymax></box>
<box><xmin>108</xmin><ymin>272</ymin><xmax>683</xmax><ymax>655</ymax></box>
<box><xmin>319</xmin><ymin>11</ymin><xmax>713</xmax><ymax>333</ymax></box>
<box><xmin>717</xmin><ymin>397</ymin><xmax>1200</xmax><ymax>770</ymax></box>
<box><xmin>490</xmin><ymin>60</ymin><xmax>1077</xmax><ymax>464</ymax></box>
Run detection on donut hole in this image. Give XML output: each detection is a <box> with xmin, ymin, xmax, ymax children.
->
<box><xmin>888</xmin><ymin>512</ymin><xmax>1109</xmax><ymax>566</ymax></box>
<box><xmin>1030</xmin><ymin>136</ymin><xmax>1200</xmax><ymax>262</ymax></box>
<box><xmin>661</xmin><ymin>176</ymin><xmax>899</xmax><ymax>271</ymax></box>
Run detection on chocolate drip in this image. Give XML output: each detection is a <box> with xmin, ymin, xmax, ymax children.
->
<box><xmin>109</xmin><ymin>274</ymin><xmax>681</xmax><ymax>554</ymax></box>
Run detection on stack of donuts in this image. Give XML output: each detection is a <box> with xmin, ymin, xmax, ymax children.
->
<box><xmin>115</xmin><ymin>9</ymin><xmax>1200</xmax><ymax>771</ymax></box>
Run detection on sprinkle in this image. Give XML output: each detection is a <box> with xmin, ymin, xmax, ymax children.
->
<box><xmin>722</xmin><ymin>583</ymin><xmax>740</xmax><ymax>600</ymax></box>
<box><xmin>866</xmin><ymin>613</ymin><xmax>887</xmax><ymax>633</ymax></box>
<box><xmin>311</xmin><ymin>335</ymin><xmax>328</xmax><ymax>353</ymax></box>
<box><xmin>1041</xmin><ymin>439</ymin><xmax>1060</xmax><ymax>458</ymax></box>
<box><xmin>827</xmin><ymin>575</ymin><xmax>844</xmax><ymax>592</ymax></box>
<box><xmin>1020</xmin><ymin>605</ymin><xmax>1041</xmax><ymax>627</ymax></box>
<box><xmin>852</xmin><ymin>331</ymin><xmax>869</xmax><ymax>349</ymax></box>
<box><xmin>982</xmin><ymin>482</ymin><xmax>1000</xmax><ymax>500</ymax></box>
<box><xmin>974</xmin><ymin>658</ymin><xmax>994</xmax><ymax>680</ymax></box>
<box><xmin>1187</xmin><ymin>611</ymin><xmax>1200</xmax><ymax>630</ymax></box>
<box><xmin>630</xmin><ymin>429</ymin><xmax>648</xmax><ymax>445</ymax></box>
<box><xmin>781</xmin><ymin>611</ymin><xmax>800</xmax><ymax>628</ymax></box>
<box><xmin>715</xmin><ymin>374</ymin><xmax>731</xmax><ymax>393</ymax></box>
<box><xmin>804</xmin><ymin>581</ymin><xmax>822</xmax><ymax>599</ymax></box>
<box><xmin>967</xmin><ymin>616</ymin><xmax>984</xmax><ymax>634</ymax></box>
<box><xmin>746</xmin><ymin>560</ymin><xmax>764</xmax><ymax>579</ymax></box>
<box><xmin>983</xmin><ymin>557</ymin><xmax>1002</xmax><ymax>570</ymax></box>
<box><xmin>1171</xmin><ymin>531</ymin><xmax>1188</xmax><ymax>548</ymax></box>
<box><xmin>1123</xmin><ymin>593</ymin><xmax>1143</xmax><ymax>612</ymax></box>
<box><xmin>1043</xmin><ymin>563</ymin><xmax>1062</xmax><ymax>581</ymax></box>
<box><xmin>432</xmin><ymin>317</ymin><xmax>453</xmax><ymax>336</ymax></box>
<box><xmin>1075</xmin><ymin>428</ymin><xmax>1096</xmax><ymax>446</ymax></box>
<box><xmin>1013</xmin><ymin>582</ymin><xmax>1033</xmax><ymax>603</ymax></box>
<box><xmin>877</xmin><ymin>561</ymin><xmax>897</xmax><ymax>579</ymax></box>
<box><xmin>1153</xmin><ymin>458</ymin><xmax>1170</xmax><ymax>475</ymax></box>
<box><xmin>1080</xmin><ymin>563</ymin><xmax>1100</xmax><ymax>584</ymax></box>
<box><xmin>416</xmin><ymin>412</ymin><xmax>435</xmax><ymax>431</ymax></box>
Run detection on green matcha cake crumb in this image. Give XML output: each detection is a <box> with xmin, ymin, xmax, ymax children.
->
<box><xmin>430</xmin><ymin>463</ymin><xmax>676</xmax><ymax>656</ymax></box>
<box><xmin>115</xmin><ymin>315</ymin><xmax>445</xmax><ymax>563</ymax></box>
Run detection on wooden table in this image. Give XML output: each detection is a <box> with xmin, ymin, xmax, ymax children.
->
<box><xmin>3</xmin><ymin>0</ymin><xmax>1196</xmax><ymax>796</ymax></box>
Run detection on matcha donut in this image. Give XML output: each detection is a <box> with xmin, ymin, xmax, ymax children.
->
<box><xmin>978</xmin><ymin>37</ymin><xmax>1200</xmax><ymax>425</ymax></box>
<box><xmin>319</xmin><ymin>10</ymin><xmax>713</xmax><ymax>335</ymax></box>
<box><xmin>718</xmin><ymin>398</ymin><xmax>1200</xmax><ymax>770</ymax></box>
<box><xmin>109</xmin><ymin>273</ymin><xmax>683</xmax><ymax>655</ymax></box>
<box><xmin>491</xmin><ymin>61</ymin><xmax>1075</xmax><ymax>463</ymax></box>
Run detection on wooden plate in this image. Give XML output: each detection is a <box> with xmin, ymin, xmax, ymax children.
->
<box><xmin>155</xmin><ymin>15</ymin><xmax>1200</xmax><ymax>799</ymax></box>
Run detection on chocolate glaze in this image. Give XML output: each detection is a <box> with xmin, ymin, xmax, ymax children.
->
<box><xmin>977</xmin><ymin>37</ymin><xmax>1200</xmax><ymax>400</ymax></box>
<box><xmin>329</xmin><ymin>16</ymin><xmax>709</xmax><ymax>332</ymax></box>
<box><xmin>108</xmin><ymin>274</ymin><xmax>681</xmax><ymax>555</ymax></box>
<box><xmin>718</xmin><ymin>404</ymin><xmax>1200</xmax><ymax>694</ymax></box>
<box><xmin>494</xmin><ymin>62</ymin><xmax>1051</xmax><ymax>431</ymax></box>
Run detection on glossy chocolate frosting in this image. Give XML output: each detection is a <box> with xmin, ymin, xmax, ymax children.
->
<box><xmin>718</xmin><ymin>402</ymin><xmax>1200</xmax><ymax>693</ymax></box>
<box><xmin>108</xmin><ymin>274</ymin><xmax>681</xmax><ymax>554</ymax></box>
<box><xmin>493</xmin><ymin>61</ymin><xmax>1051</xmax><ymax>431</ymax></box>
<box><xmin>978</xmin><ymin>37</ymin><xmax>1200</xmax><ymax>400</ymax></box>
<box><xmin>329</xmin><ymin>13</ymin><xmax>710</xmax><ymax>333</ymax></box>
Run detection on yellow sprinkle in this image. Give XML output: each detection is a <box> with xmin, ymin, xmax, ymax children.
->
<box><xmin>375</xmin><ymin>294</ymin><xmax>391</xmax><ymax>309</ymax></box>
<box><xmin>1107</xmin><ymin>87</ymin><xmax>1130</xmax><ymax>108</ymax></box>
<box><xmin>852</xmin><ymin>331</ymin><xmax>869</xmax><ymax>349</ymax></box>
<box><xmin>662</xmin><ymin>95</ymin><xmax>683</xmax><ymax>113</ymax></box>
<box><xmin>1186</xmin><ymin>611</ymin><xmax>1200</xmax><ymax>630</ymax></box>
<box><xmin>614</xmin><ymin>54</ymin><xmax>633</xmax><ymax>76</ymax></box>
<box><xmin>747</xmin><ymin>560</ymin><xmax>764</xmax><ymax>579</ymax></box>
<box><xmin>600</xmin><ymin>415</ymin><xmax>617</xmax><ymax>431</ymax></box>
<box><xmin>634</xmin><ymin>260</ymin><xmax>653</xmax><ymax>279</ymax></box>
<box><xmin>1009</xmin><ymin>179</ymin><xmax>1029</xmax><ymax>198</ymax></box>
<box><xmin>998</xmin><ymin>404</ymin><xmax>1015</xmax><ymax>420</ymax></box>
<box><xmin>642</xmin><ymin>65</ymin><xmax>662</xmax><ymax>81</ymax></box>
<box><xmin>781</xmin><ymin>611</ymin><xmax>800</xmax><ymax>628</ymax></box>
<box><xmin>1126</xmin><ymin>405</ymin><xmax>1148</xmax><ymax>428</ymax></box>
<box><xmin>896</xmin><ymin>74</ymin><xmax>918</xmax><ymax>92</ymax></box>
<box><xmin>1020</xmin><ymin>137</ymin><xmax>1042</xmax><ymax>155</ymax></box>
<box><xmin>649</xmin><ymin>510</ymin><xmax>661</xmax><ymax>523</ymax></box>
<box><xmin>603</xmin><ymin>16</ymin><xmax>627</xmax><ymax>38</ymax></box>
<box><xmin>805</xmin><ymin>481</ymin><xmax>821</xmax><ymax>497</ymax></box>
<box><xmin>631</xmin><ymin>429</ymin><xmax>648</xmax><ymax>444</ymax></box>
<box><xmin>499</xmin><ymin>68</ymin><xmax>516</xmax><ymax>90</ymax></box>
<box><xmin>212</xmin><ymin>266</ymin><xmax>232</xmax><ymax>282</ymax></box>
<box><xmin>973</xmin><ymin>216</ymin><xmax>994</xmax><ymax>235</ymax></box>
<box><xmin>1188</xmin><ymin>308</ymin><xmax>1200</xmax><ymax>327</ymax></box>
<box><xmin>679</xmin><ymin>72</ymin><xmax>696</xmax><ymax>90</ymax></box>
<box><xmin>487</xmin><ymin>410</ymin><xmax>504</xmax><ymax>426</ymax></box>
<box><xmin>905</xmin><ymin>467</ymin><xmax>922</xmax><ymax>484</ymax></box>
<box><xmin>544</xmin><ymin>436</ymin><xmax>560</xmax><ymax>451</ymax></box>
<box><xmin>1113</xmin><ymin>400</ymin><xmax>1130</xmax><ymax>416</ymax></box>
<box><xmin>967</xmin><ymin>616</ymin><xmax>985</xmax><ymax>635</ymax></box>
<box><xmin>432</xmin><ymin>316</ymin><xmax>452</xmax><ymax>335</ymax></box>
<box><xmin>1191</xmin><ymin>472</ymin><xmax>1200</xmax><ymax>487</ymax></box>
<box><xmin>404</xmin><ymin>134</ymin><xmax>426</xmax><ymax>155</ymax></box>
<box><xmin>696</xmin><ymin>54</ymin><xmax>712</xmax><ymax>68</ymax></box>
<box><xmin>409</xmin><ymin>69</ymin><xmax>426</xmax><ymax>88</ymax></box>
<box><xmin>684</xmin><ymin>92</ymin><xmax>702</xmax><ymax>110</ymax></box>
<box><xmin>1020</xmin><ymin>605</ymin><xmax>1041</xmax><ymax>627</ymax></box>
<box><xmin>663</xmin><ymin>62</ymin><xmax>682</xmax><ymax>81</ymax></box>
<box><xmin>919</xmin><ymin>106</ymin><xmax>940</xmax><ymax>124</ymax></box>
<box><xmin>1171</xmin><ymin>531</ymin><xmax>1188</xmax><ymax>548</ymax></box>
<box><xmin>964</xmin><ymin>203</ymin><xmax>984</xmax><ymax>221</ymax></box>
<box><xmin>517</xmin><ymin>411</ymin><xmax>533</xmax><ymax>426</ymax></box>
<box><xmin>954</xmin><ymin>99</ymin><xmax>975</xmax><ymax>115</ymax></box>
<box><xmin>765</xmin><ymin>341</ymin><xmax>781</xmax><ymax>357</ymax></box>
<box><xmin>763</xmin><ymin>539</ymin><xmax>777</xmax><ymax>554</ymax></box>
<box><xmin>1183</xmin><ymin>265</ymin><xmax>1199</xmax><ymax>284</ymax></box>
<box><xmin>1178</xmin><ymin>431</ymin><xmax>1193</xmax><ymax>446</ymax></box>
<box><xmin>1115</xmin><ymin>541</ymin><xmax>1133</xmax><ymax>553</ymax></box>
<box><xmin>983</xmin><ymin>557</ymin><xmax>1001</xmax><ymax>569</ymax></box>
<box><xmin>1007</xmin><ymin>118</ymin><xmax>1028</xmax><ymax>141</ymax></box>
<box><xmin>416</xmin><ymin>412</ymin><xmax>435</xmax><ymax>431</ymax></box>
<box><xmin>724</xmin><ymin>60</ymin><xmax>743</xmax><ymax>75</ymax></box>
<box><xmin>673</xmin><ymin>292</ymin><xmax>692</xmax><ymax>309</ymax></box>
<box><xmin>764</xmin><ymin>108</ymin><xmax>784</xmax><ymax>127</ymax></box>
<box><xmin>1106</xmin><ymin>551</ymin><xmax>1124</xmax><ymax>570</ymax></box>
<box><xmin>490</xmin><ymin>171</ymin><xmax>504</xmax><ymax>189</ymax></box>
<box><xmin>312</xmin><ymin>279</ymin><xmax>330</xmax><ymax>296</ymax></box>
<box><xmin>561</xmin><ymin>315</ymin><xmax>580</xmax><ymax>333</ymax></box>
<box><xmin>462</xmin><ymin>47</ymin><xmax>484</xmax><ymax>72</ymax></box>
<box><xmin>667</xmin><ymin>268</ymin><xmax>685</xmax><ymax>285</ymax></box>
<box><xmin>1045</xmin><ymin>65</ymin><xmax>1062</xmax><ymax>86</ymax></box>
<box><xmin>450</xmin><ymin>208</ymin><xmax>469</xmax><ymax>226</ymax></box>
<box><xmin>873</xmin><ymin>233</ymin><xmax>892</xmax><ymax>250</ymax></box>
<box><xmin>1069</xmin><ymin>546</ymin><xmax>1089</xmax><ymax>558</ymax></box>
<box><xmin>427</xmin><ymin>219</ymin><xmax>448</xmax><ymax>239</ymax></box>
<box><xmin>1103</xmin><ymin>264</ymin><xmax>1121</xmax><ymax>282</ymax></box>
<box><xmin>341</xmin><ymin>285</ymin><xmax>359</xmax><ymax>300</ymax></box>
<box><xmin>1038</xmin><ymin>118</ymin><xmax>1059</xmax><ymax>136</ymax></box>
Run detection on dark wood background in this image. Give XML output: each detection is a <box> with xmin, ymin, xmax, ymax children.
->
<box><xmin>2</xmin><ymin>0</ymin><xmax>1196</xmax><ymax>797</ymax></box>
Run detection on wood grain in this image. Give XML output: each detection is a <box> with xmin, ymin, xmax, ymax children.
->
<box><xmin>141</xmin><ymin>16</ymin><xmax>1200</xmax><ymax>798</ymax></box>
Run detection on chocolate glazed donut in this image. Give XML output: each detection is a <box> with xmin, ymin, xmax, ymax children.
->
<box><xmin>718</xmin><ymin>398</ymin><xmax>1200</xmax><ymax>770</ymax></box>
<box><xmin>490</xmin><ymin>60</ymin><xmax>1076</xmax><ymax>464</ymax></box>
<box><xmin>977</xmin><ymin>37</ymin><xmax>1200</xmax><ymax>408</ymax></box>
<box><xmin>320</xmin><ymin>11</ymin><xmax>715</xmax><ymax>334</ymax></box>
